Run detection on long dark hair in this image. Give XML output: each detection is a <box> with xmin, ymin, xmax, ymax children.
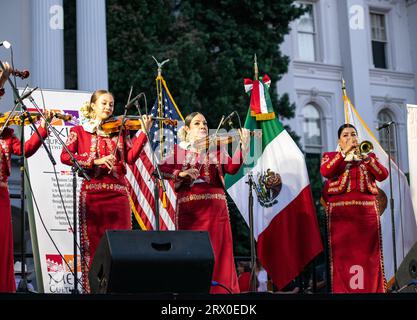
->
<box><xmin>337</xmin><ymin>123</ymin><xmax>357</xmax><ymax>138</ymax></box>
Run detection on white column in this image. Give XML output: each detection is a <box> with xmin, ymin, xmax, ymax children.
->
<box><xmin>31</xmin><ymin>0</ymin><xmax>65</xmax><ymax>89</ymax></box>
<box><xmin>337</xmin><ymin>0</ymin><xmax>374</xmax><ymax>127</ymax></box>
<box><xmin>76</xmin><ymin>0</ymin><xmax>108</xmax><ymax>91</ymax></box>
<box><xmin>407</xmin><ymin>0</ymin><xmax>417</xmax><ymax>101</ymax></box>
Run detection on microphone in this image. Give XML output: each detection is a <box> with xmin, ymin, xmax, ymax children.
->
<box><xmin>222</xmin><ymin>111</ymin><xmax>237</xmax><ymax>127</ymax></box>
<box><xmin>376</xmin><ymin>121</ymin><xmax>395</xmax><ymax>131</ymax></box>
<box><xmin>0</xmin><ymin>40</ymin><xmax>11</xmax><ymax>49</ymax></box>
<box><xmin>15</xmin><ymin>87</ymin><xmax>38</xmax><ymax>104</ymax></box>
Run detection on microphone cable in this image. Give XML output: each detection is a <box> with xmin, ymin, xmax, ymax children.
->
<box><xmin>211</xmin><ymin>281</ymin><xmax>233</xmax><ymax>294</ymax></box>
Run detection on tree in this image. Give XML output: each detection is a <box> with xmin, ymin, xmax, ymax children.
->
<box><xmin>107</xmin><ymin>0</ymin><xmax>305</xmax><ymax>256</ymax></box>
<box><xmin>107</xmin><ymin>0</ymin><xmax>303</xmax><ymax>121</ymax></box>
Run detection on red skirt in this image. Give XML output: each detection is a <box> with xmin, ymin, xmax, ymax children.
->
<box><xmin>327</xmin><ymin>191</ymin><xmax>385</xmax><ymax>293</ymax></box>
<box><xmin>0</xmin><ymin>185</ymin><xmax>16</xmax><ymax>293</ymax></box>
<box><xmin>177</xmin><ymin>183</ymin><xmax>239</xmax><ymax>294</ymax></box>
<box><xmin>79</xmin><ymin>177</ymin><xmax>132</xmax><ymax>293</ymax></box>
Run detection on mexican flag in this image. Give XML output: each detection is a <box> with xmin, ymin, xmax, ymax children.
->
<box><xmin>226</xmin><ymin>75</ymin><xmax>323</xmax><ymax>289</ymax></box>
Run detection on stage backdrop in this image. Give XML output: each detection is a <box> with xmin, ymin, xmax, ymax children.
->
<box><xmin>407</xmin><ymin>104</ymin><xmax>417</xmax><ymax>223</ymax></box>
<box><xmin>23</xmin><ymin>88</ymin><xmax>90</xmax><ymax>293</ymax></box>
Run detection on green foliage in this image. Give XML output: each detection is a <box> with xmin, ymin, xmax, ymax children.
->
<box><xmin>106</xmin><ymin>0</ymin><xmax>304</xmax><ymax>125</ymax></box>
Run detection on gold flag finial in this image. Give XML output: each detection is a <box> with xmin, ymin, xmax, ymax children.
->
<box><xmin>254</xmin><ymin>54</ymin><xmax>258</xmax><ymax>80</ymax></box>
<box><xmin>341</xmin><ymin>77</ymin><xmax>347</xmax><ymax>97</ymax></box>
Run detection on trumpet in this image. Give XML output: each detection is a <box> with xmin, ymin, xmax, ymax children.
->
<box><xmin>347</xmin><ymin>139</ymin><xmax>373</xmax><ymax>161</ymax></box>
<box><xmin>359</xmin><ymin>140</ymin><xmax>373</xmax><ymax>155</ymax></box>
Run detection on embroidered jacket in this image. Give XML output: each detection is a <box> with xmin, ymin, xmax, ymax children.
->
<box><xmin>320</xmin><ymin>151</ymin><xmax>388</xmax><ymax>197</ymax></box>
<box><xmin>159</xmin><ymin>144</ymin><xmax>243</xmax><ymax>191</ymax></box>
<box><xmin>60</xmin><ymin>125</ymin><xmax>147</xmax><ymax>177</ymax></box>
<box><xmin>0</xmin><ymin>126</ymin><xmax>48</xmax><ymax>183</ymax></box>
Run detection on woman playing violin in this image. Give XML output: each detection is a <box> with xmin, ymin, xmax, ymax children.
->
<box><xmin>0</xmin><ymin>105</ymin><xmax>53</xmax><ymax>292</ymax></box>
<box><xmin>159</xmin><ymin>112</ymin><xmax>250</xmax><ymax>294</ymax></box>
<box><xmin>60</xmin><ymin>89</ymin><xmax>152</xmax><ymax>293</ymax></box>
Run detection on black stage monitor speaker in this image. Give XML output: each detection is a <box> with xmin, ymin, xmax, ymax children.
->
<box><xmin>88</xmin><ymin>230</ymin><xmax>214</xmax><ymax>294</ymax></box>
<box><xmin>395</xmin><ymin>241</ymin><xmax>417</xmax><ymax>293</ymax></box>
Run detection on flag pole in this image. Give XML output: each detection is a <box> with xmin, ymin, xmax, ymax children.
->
<box><xmin>341</xmin><ymin>78</ymin><xmax>350</xmax><ymax>124</ymax></box>
<box><xmin>248</xmin><ymin>54</ymin><xmax>259</xmax><ymax>292</ymax></box>
<box><xmin>151</xmin><ymin>57</ymin><xmax>170</xmax><ymax>229</ymax></box>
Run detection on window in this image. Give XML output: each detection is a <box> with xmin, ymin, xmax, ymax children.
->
<box><xmin>297</xmin><ymin>3</ymin><xmax>316</xmax><ymax>62</ymax></box>
<box><xmin>302</xmin><ymin>103</ymin><xmax>324</xmax><ymax>217</ymax></box>
<box><xmin>370</xmin><ymin>12</ymin><xmax>388</xmax><ymax>69</ymax></box>
<box><xmin>64</xmin><ymin>0</ymin><xmax>77</xmax><ymax>89</ymax></box>
<box><xmin>302</xmin><ymin>103</ymin><xmax>322</xmax><ymax>153</ymax></box>
<box><xmin>377</xmin><ymin>110</ymin><xmax>396</xmax><ymax>159</ymax></box>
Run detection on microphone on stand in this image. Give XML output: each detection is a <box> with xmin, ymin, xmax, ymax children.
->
<box><xmin>15</xmin><ymin>87</ymin><xmax>38</xmax><ymax>104</ymax></box>
<box><xmin>125</xmin><ymin>92</ymin><xmax>145</xmax><ymax>110</ymax></box>
<box><xmin>222</xmin><ymin>111</ymin><xmax>237</xmax><ymax>128</ymax></box>
<box><xmin>376</xmin><ymin>121</ymin><xmax>395</xmax><ymax>131</ymax></box>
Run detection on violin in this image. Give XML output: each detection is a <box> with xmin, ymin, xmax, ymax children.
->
<box><xmin>191</xmin><ymin>130</ymin><xmax>259</xmax><ymax>151</ymax></box>
<box><xmin>0</xmin><ymin>111</ymin><xmax>72</xmax><ymax>127</ymax></box>
<box><xmin>101</xmin><ymin>115</ymin><xmax>178</xmax><ymax>134</ymax></box>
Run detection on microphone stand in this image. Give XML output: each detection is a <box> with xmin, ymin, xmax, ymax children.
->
<box><xmin>246</xmin><ymin>171</ymin><xmax>258</xmax><ymax>292</ymax></box>
<box><xmin>225</xmin><ymin>114</ymin><xmax>257</xmax><ymax>290</ymax></box>
<box><xmin>25</xmin><ymin>95</ymin><xmax>90</xmax><ymax>294</ymax></box>
<box><xmin>383</xmin><ymin>122</ymin><xmax>398</xmax><ymax>290</ymax></box>
<box><xmin>1</xmin><ymin>59</ymin><xmax>57</xmax><ymax>292</ymax></box>
<box><xmin>133</xmin><ymin>94</ymin><xmax>166</xmax><ymax>230</ymax></box>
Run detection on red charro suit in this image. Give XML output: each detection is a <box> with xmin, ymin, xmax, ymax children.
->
<box><xmin>159</xmin><ymin>144</ymin><xmax>243</xmax><ymax>294</ymax></box>
<box><xmin>320</xmin><ymin>151</ymin><xmax>388</xmax><ymax>293</ymax></box>
<box><xmin>61</xmin><ymin>125</ymin><xmax>147</xmax><ymax>293</ymax></box>
<box><xmin>0</xmin><ymin>127</ymin><xmax>48</xmax><ymax>292</ymax></box>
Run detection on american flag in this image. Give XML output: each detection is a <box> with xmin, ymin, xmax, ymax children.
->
<box><xmin>125</xmin><ymin>76</ymin><xmax>184</xmax><ymax>230</ymax></box>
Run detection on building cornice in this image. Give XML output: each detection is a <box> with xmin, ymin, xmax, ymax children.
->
<box><xmin>369</xmin><ymin>68</ymin><xmax>415</xmax><ymax>89</ymax></box>
<box><xmin>293</xmin><ymin>60</ymin><xmax>343</xmax><ymax>81</ymax></box>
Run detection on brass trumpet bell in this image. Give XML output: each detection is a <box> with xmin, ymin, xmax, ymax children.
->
<box><xmin>359</xmin><ymin>140</ymin><xmax>373</xmax><ymax>154</ymax></box>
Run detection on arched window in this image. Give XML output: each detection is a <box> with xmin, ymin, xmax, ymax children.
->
<box><xmin>302</xmin><ymin>103</ymin><xmax>324</xmax><ymax>213</ymax></box>
<box><xmin>377</xmin><ymin>109</ymin><xmax>396</xmax><ymax>159</ymax></box>
<box><xmin>302</xmin><ymin>103</ymin><xmax>322</xmax><ymax>154</ymax></box>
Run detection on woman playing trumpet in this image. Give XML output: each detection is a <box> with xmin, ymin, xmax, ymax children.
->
<box><xmin>60</xmin><ymin>90</ymin><xmax>152</xmax><ymax>293</ymax></box>
<box><xmin>320</xmin><ymin>124</ymin><xmax>388</xmax><ymax>293</ymax></box>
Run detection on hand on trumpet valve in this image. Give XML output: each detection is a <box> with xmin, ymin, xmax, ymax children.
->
<box><xmin>342</xmin><ymin>138</ymin><xmax>359</xmax><ymax>161</ymax></box>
